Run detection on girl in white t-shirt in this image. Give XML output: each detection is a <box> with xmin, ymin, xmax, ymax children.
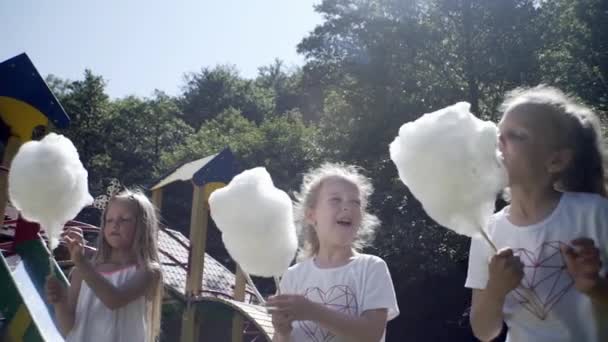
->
<box><xmin>267</xmin><ymin>163</ymin><xmax>399</xmax><ymax>342</ymax></box>
<box><xmin>466</xmin><ymin>85</ymin><xmax>608</xmax><ymax>342</ymax></box>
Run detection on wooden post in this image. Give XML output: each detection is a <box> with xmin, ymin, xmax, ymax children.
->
<box><xmin>231</xmin><ymin>265</ymin><xmax>246</xmax><ymax>342</ymax></box>
<box><xmin>186</xmin><ymin>185</ymin><xmax>209</xmax><ymax>296</ymax></box>
<box><xmin>180</xmin><ymin>182</ymin><xmax>225</xmax><ymax>342</ymax></box>
<box><xmin>151</xmin><ymin>187</ymin><xmax>163</xmax><ymax>211</ymax></box>
<box><xmin>180</xmin><ymin>304</ymin><xmax>199</xmax><ymax>342</ymax></box>
<box><xmin>181</xmin><ymin>184</ymin><xmax>209</xmax><ymax>342</ymax></box>
<box><xmin>0</xmin><ymin>136</ymin><xmax>21</xmax><ymax>227</ymax></box>
<box><xmin>233</xmin><ymin>265</ymin><xmax>246</xmax><ymax>301</ymax></box>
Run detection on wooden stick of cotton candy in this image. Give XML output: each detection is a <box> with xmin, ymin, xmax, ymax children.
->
<box><xmin>209</xmin><ymin>167</ymin><xmax>298</xmax><ymax>303</ymax></box>
<box><xmin>389</xmin><ymin>102</ymin><xmax>507</xmax><ymax>252</ymax></box>
<box><xmin>8</xmin><ymin>133</ymin><xmax>93</xmax><ymax>274</ymax></box>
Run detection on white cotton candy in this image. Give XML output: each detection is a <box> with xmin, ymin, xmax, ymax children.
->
<box><xmin>209</xmin><ymin>167</ymin><xmax>298</xmax><ymax>278</ymax></box>
<box><xmin>389</xmin><ymin>102</ymin><xmax>507</xmax><ymax>237</ymax></box>
<box><xmin>8</xmin><ymin>133</ymin><xmax>94</xmax><ymax>250</ymax></box>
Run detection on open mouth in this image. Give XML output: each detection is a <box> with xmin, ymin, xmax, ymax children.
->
<box><xmin>336</xmin><ymin>219</ymin><xmax>352</xmax><ymax>228</ymax></box>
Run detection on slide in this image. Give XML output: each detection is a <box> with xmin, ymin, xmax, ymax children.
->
<box><xmin>0</xmin><ymin>239</ymin><xmax>66</xmax><ymax>342</ymax></box>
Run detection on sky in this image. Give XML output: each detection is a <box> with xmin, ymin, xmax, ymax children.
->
<box><xmin>1</xmin><ymin>0</ymin><xmax>324</xmax><ymax>99</ymax></box>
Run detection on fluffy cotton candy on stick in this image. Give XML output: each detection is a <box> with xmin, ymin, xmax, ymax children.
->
<box><xmin>9</xmin><ymin>133</ymin><xmax>93</xmax><ymax>261</ymax></box>
<box><xmin>209</xmin><ymin>167</ymin><xmax>298</xmax><ymax>300</ymax></box>
<box><xmin>389</xmin><ymin>102</ymin><xmax>507</xmax><ymax>251</ymax></box>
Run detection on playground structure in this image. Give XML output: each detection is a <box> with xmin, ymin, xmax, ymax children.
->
<box><xmin>0</xmin><ymin>53</ymin><xmax>72</xmax><ymax>341</ymax></box>
<box><xmin>150</xmin><ymin>149</ymin><xmax>274</xmax><ymax>341</ymax></box>
<box><xmin>0</xmin><ymin>53</ymin><xmax>273</xmax><ymax>341</ymax></box>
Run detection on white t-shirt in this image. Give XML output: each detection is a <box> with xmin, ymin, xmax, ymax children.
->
<box><xmin>466</xmin><ymin>192</ymin><xmax>608</xmax><ymax>342</ymax></box>
<box><xmin>67</xmin><ymin>265</ymin><xmax>147</xmax><ymax>342</ymax></box>
<box><xmin>280</xmin><ymin>253</ymin><xmax>399</xmax><ymax>342</ymax></box>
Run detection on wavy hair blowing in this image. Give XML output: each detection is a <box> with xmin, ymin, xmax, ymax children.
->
<box><xmin>293</xmin><ymin>162</ymin><xmax>381</xmax><ymax>259</ymax></box>
<box><xmin>500</xmin><ymin>85</ymin><xmax>607</xmax><ymax>197</ymax></box>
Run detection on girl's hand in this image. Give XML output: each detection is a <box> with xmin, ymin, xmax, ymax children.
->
<box><xmin>63</xmin><ymin>227</ymin><xmax>85</xmax><ymax>266</ymax></box>
<box><xmin>271</xmin><ymin>310</ymin><xmax>293</xmax><ymax>336</ymax></box>
<box><xmin>486</xmin><ymin>248</ymin><xmax>524</xmax><ymax>298</ymax></box>
<box><xmin>562</xmin><ymin>238</ymin><xmax>603</xmax><ymax>294</ymax></box>
<box><xmin>267</xmin><ymin>294</ymin><xmax>319</xmax><ymax>321</ymax></box>
<box><xmin>45</xmin><ymin>275</ymin><xmax>67</xmax><ymax>304</ymax></box>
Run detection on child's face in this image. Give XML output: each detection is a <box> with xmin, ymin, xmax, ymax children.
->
<box><xmin>307</xmin><ymin>177</ymin><xmax>362</xmax><ymax>250</ymax></box>
<box><xmin>498</xmin><ymin>107</ymin><xmax>559</xmax><ymax>186</ymax></box>
<box><xmin>103</xmin><ymin>199</ymin><xmax>137</xmax><ymax>251</ymax></box>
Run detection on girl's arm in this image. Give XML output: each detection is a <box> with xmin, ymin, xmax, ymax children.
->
<box><xmin>271</xmin><ymin>312</ymin><xmax>292</xmax><ymax>342</ymax></box>
<box><xmin>271</xmin><ymin>268</ymin><xmax>294</xmax><ymax>342</ymax></box>
<box><xmin>588</xmin><ymin>279</ymin><xmax>608</xmax><ymax>305</ymax></box>
<box><xmin>272</xmin><ymin>334</ymin><xmax>288</xmax><ymax>342</ymax></box>
<box><xmin>470</xmin><ymin>248</ymin><xmax>523</xmax><ymax>341</ymax></box>
<box><xmin>553</xmin><ymin>235</ymin><xmax>608</xmax><ymax>341</ymax></box>
<box><xmin>75</xmin><ymin>258</ymin><xmax>159</xmax><ymax>310</ymax></box>
<box><xmin>45</xmin><ymin>268</ymin><xmax>82</xmax><ymax>336</ymax></box>
<box><xmin>562</xmin><ymin>238</ymin><xmax>608</xmax><ymax>306</ymax></box>
<box><xmin>267</xmin><ymin>295</ymin><xmax>387</xmax><ymax>342</ymax></box>
<box><xmin>312</xmin><ymin>304</ymin><xmax>387</xmax><ymax>342</ymax></box>
<box><xmin>65</xmin><ymin>226</ymin><xmax>160</xmax><ymax>310</ymax></box>
<box><xmin>272</xmin><ymin>333</ymin><xmax>291</xmax><ymax>342</ymax></box>
<box><xmin>470</xmin><ymin>289</ymin><xmax>506</xmax><ymax>341</ymax></box>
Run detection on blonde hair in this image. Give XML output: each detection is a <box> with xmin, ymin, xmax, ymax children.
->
<box><xmin>94</xmin><ymin>188</ymin><xmax>163</xmax><ymax>342</ymax></box>
<box><xmin>500</xmin><ymin>85</ymin><xmax>607</xmax><ymax>196</ymax></box>
<box><xmin>294</xmin><ymin>162</ymin><xmax>380</xmax><ymax>259</ymax></box>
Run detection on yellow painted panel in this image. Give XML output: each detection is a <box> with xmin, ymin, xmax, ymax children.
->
<box><xmin>0</xmin><ymin>96</ymin><xmax>49</xmax><ymax>142</ymax></box>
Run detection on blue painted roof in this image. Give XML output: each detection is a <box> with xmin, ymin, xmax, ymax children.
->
<box><xmin>0</xmin><ymin>53</ymin><xmax>70</xmax><ymax>128</ymax></box>
<box><xmin>192</xmin><ymin>148</ymin><xmax>240</xmax><ymax>186</ymax></box>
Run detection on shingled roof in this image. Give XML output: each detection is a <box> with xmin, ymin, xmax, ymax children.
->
<box><xmin>157</xmin><ymin>227</ymin><xmax>260</xmax><ymax>303</ymax></box>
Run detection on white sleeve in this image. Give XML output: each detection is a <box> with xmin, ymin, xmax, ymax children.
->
<box><xmin>360</xmin><ymin>257</ymin><xmax>400</xmax><ymax>321</ymax></box>
<box><xmin>465</xmin><ymin>235</ymin><xmax>493</xmax><ymax>289</ymax></box>
<box><xmin>279</xmin><ymin>265</ymin><xmax>297</xmax><ymax>294</ymax></box>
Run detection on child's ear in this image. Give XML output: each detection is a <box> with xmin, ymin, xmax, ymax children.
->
<box><xmin>547</xmin><ymin>148</ymin><xmax>574</xmax><ymax>174</ymax></box>
<box><xmin>305</xmin><ymin>207</ymin><xmax>316</xmax><ymax>226</ymax></box>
